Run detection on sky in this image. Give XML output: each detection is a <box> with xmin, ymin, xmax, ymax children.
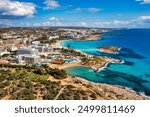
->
<box><xmin>0</xmin><ymin>0</ymin><xmax>150</xmax><ymax>28</ymax></box>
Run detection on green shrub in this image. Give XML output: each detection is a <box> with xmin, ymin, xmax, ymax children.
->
<box><xmin>0</xmin><ymin>83</ymin><xmax>5</xmax><ymax>88</ymax></box>
<box><xmin>34</xmin><ymin>67</ymin><xmax>47</xmax><ymax>75</ymax></box>
<box><xmin>46</xmin><ymin>68</ymin><xmax>67</xmax><ymax>79</ymax></box>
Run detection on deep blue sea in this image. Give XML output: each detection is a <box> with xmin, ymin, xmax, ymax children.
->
<box><xmin>61</xmin><ymin>29</ymin><xmax>150</xmax><ymax>96</ymax></box>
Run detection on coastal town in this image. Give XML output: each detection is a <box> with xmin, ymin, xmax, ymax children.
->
<box><xmin>0</xmin><ymin>27</ymin><xmax>121</xmax><ymax>70</ymax></box>
<box><xmin>0</xmin><ymin>27</ymin><xmax>149</xmax><ymax>100</ymax></box>
<box><xmin>0</xmin><ymin>27</ymin><xmax>100</xmax><ymax>65</ymax></box>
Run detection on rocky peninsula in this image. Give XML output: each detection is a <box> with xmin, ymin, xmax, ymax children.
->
<box><xmin>99</xmin><ymin>46</ymin><xmax>121</xmax><ymax>54</ymax></box>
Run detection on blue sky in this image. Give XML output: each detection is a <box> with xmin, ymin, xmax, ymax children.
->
<box><xmin>0</xmin><ymin>0</ymin><xmax>150</xmax><ymax>28</ymax></box>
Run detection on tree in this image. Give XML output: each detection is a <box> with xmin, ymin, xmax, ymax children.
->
<box><xmin>1</xmin><ymin>54</ymin><xmax>10</xmax><ymax>58</ymax></box>
<box><xmin>26</xmin><ymin>40</ymin><xmax>30</xmax><ymax>44</ymax></box>
<box><xmin>67</xmin><ymin>44</ymin><xmax>71</xmax><ymax>49</ymax></box>
<box><xmin>34</xmin><ymin>67</ymin><xmax>47</xmax><ymax>75</ymax></box>
<box><xmin>46</xmin><ymin>68</ymin><xmax>67</xmax><ymax>79</ymax></box>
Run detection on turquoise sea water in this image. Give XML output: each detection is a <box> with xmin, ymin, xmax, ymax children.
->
<box><xmin>61</xmin><ymin>29</ymin><xmax>150</xmax><ymax>96</ymax></box>
<box><xmin>64</xmin><ymin>59</ymin><xmax>74</xmax><ymax>63</ymax></box>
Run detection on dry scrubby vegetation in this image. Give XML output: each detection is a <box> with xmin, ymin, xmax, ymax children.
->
<box><xmin>0</xmin><ymin>64</ymin><xmax>100</xmax><ymax>100</ymax></box>
<box><xmin>0</xmin><ymin>69</ymin><xmax>60</xmax><ymax>100</ymax></box>
<box><xmin>61</xmin><ymin>48</ymin><xmax>86</xmax><ymax>57</ymax></box>
<box><xmin>82</xmin><ymin>56</ymin><xmax>106</xmax><ymax>66</ymax></box>
<box><xmin>0</xmin><ymin>65</ymin><xmax>66</xmax><ymax>100</ymax></box>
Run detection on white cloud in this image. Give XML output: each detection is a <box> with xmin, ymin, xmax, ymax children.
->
<box><xmin>93</xmin><ymin>21</ymin><xmax>111</xmax><ymax>27</ymax></box>
<box><xmin>79</xmin><ymin>22</ymin><xmax>87</xmax><ymax>26</ymax></box>
<box><xmin>138</xmin><ymin>16</ymin><xmax>150</xmax><ymax>23</ymax></box>
<box><xmin>42</xmin><ymin>21</ymin><xmax>64</xmax><ymax>26</ymax></box>
<box><xmin>33</xmin><ymin>23</ymin><xmax>40</xmax><ymax>27</ymax></box>
<box><xmin>43</xmin><ymin>21</ymin><xmax>51</xmax><ymax>26</ymax></box>
<box><xmin>136</xmin><ymin>0</ymin><xmax>150</xmax><ymax>4</ymax></box>
<box><xmin>87</xmin><ymin>8</ymin><xmax>103</xmax><ymax>13</ymax></box>
<box><xmin>94</xmin><ymin>21</ymin><xmax>111</xmax><ymax>25</ymax></box>
<box><xmin>38</xmin><ymin>19</ymin><xmax>131</xmax><ymax>28</ymax></box>
<box><xmin>40</xmin><ymin>17</ymin><xmax>64</xmax><ymax>27</ymax></box>
<box><xmin>66</xmin><ymin>8</ymin><xmax>103</xmax><ymax>13</ymax></box>
<box><xmin>29</xmin><ymin>15</ymin><xmax>150</xmax><ymax>28</ymax></box>
<box><xmin>0</xmin><ymin>0</ymin><xmax>36</xmax><ymax>18</ymax></box>
<box><xmin>94</xmin><ymin>20</ymin><xmax>129</xmax><ymax>27</ymax></box>
<box><xmin>138</xmin><ymin>16</ymin><xmax>150</xmax><ymax>20</ymax></box>
<box><xmin>44</xmin><ymin>0</ymin><xmax>60</xmax><ymax>9</ymax></box>
<box><xmin>48</xmin><ymin>17</ymin><xmax>63</xmax><ymax>21</ymax></box>
<box><xmin>73</xmin><ymin>8</ymin><xmax>82</xmax><ymax>13</ymax></box>
<box><xmin>113</xmin><ymin>20</ymin><xmax>130</xmax><ymax>25</ymax></box>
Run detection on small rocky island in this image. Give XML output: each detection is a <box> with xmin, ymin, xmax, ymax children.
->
<box><xmin>99</xmin><ymin>46</ymin><xmax>121</xmax><ymax>54</ymax></box>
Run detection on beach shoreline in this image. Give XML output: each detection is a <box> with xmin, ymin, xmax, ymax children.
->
<box><xmin>51</xmin><ymin>40</ymin><xmax>65</xmax><ymax>49</ymax></box>
<box><xmin>55</xmin><ymin>56</ymin><xmax>123</xmax><ymax>72</ymax></box>
<box><xmin>86</xmin><ymin>34</ymin><xmax>101</xmax><ymax>40</ymax></box>
<box><xmin>55</xmin><ymin>39</ymin><xmax>123</xmax><ymax>72</ymax></box>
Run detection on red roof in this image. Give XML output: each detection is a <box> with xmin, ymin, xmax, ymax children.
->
<box><xmin>0</xmin><ymin>61</ymin><xmax>11</xmax><ymax>65</ymax></box>
<box><xmin>52</xmin><ymin>59</ymin><xmax>64</xmax><ymax>64</ymax></box>
<box><xmin>15</xmin><ymin>44</ymin><xmax>30</xmax><ymax>48</ymax></box>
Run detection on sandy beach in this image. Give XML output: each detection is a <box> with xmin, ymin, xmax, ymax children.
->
<box><xmin>51</xmin><ymin>40</ymin><xmax>65</xmax><ymax>49</ymax></box>
<box><xmin>86</xmin><ymin>34</ymin><xmax>101</xmax><ymax>40</ymax></box>
<box><xmin>56</xmin><ymin>62</ymin><xmax>82</xmax><ymax>69</ymax></box>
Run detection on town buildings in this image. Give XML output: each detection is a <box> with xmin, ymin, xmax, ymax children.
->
<box><xmin>0</xmin><ymin>27</ymin><xmax>101</xmax><ymax>65</ymax></box>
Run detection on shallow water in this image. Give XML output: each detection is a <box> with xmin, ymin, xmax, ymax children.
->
<box><xmin>62</xmin><ymin>29</ymin><xmax>150</xmax><ymax>96</ymax></box>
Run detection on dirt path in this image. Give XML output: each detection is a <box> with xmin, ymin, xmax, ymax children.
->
<box><xmin>54</xmin><ymin>86</ymin><xmax>66</xmax><ymax>100</ymax></box>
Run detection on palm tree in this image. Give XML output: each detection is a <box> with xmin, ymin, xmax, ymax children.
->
<box><xmin>67</xmin><ymin>44</ymin><xmax>70</xmax><ymax>49</ymax></box>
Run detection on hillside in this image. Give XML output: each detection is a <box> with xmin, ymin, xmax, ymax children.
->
<box><xmin>0</xmin><ymin>65</ymin><xmax>148</xmax><ymax>100</ymax></box>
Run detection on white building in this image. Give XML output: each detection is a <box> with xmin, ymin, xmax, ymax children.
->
<box><xmin>0</xmin><ymin>50</ymin><xmax>10</xmax><ymax>56</ymax></box>
<box><xmin>18</xmin><ymin>54</ymin><xmax>40</xmax><ymax>64</ymax></box>
<box><xmin>32</xmin><ymin>41</ymin><xmax>40</xmax><ymax>45</ymax></box>
<box><xmin>24</xmin><ymin>55</ymin><xmax>40</xmax><ymax>64</ymax></box>
<box><xmin>17</xmin><ymin>42</ymin><xmax>52</xmax><ymax>64</ymax></box>
<box><xmin>31</xmin><ymin>43</ymin><xmax>52</xmax><ymax>53</ymax></box>
<box><xmin>18</xmin><ymin>47</ymin><xmax>38</xmax><ymax>55</ymax></box>
<box><xmin>49</xmin><ymin>35</ymin><xmax>59</xmax><ymax>40</ymax></box>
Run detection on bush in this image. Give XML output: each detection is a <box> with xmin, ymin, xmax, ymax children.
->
<box><xmin>0</xmin><ymin>84</ymin><xmax>5</xmax><ymax>88</ymax></box>
<box><xmin>46</xmin><ymin>68</ymin><xmax>67</xmax><ymax>79</ymax></box>
<box><xmin>90</xmin><ymin>93</ymin><xmax>97</xmax><ymax>99</ymax></box>
<box><xmin>34</xmin><ymin>67</ymin><xmax>47</xmax><ymax>75</ymax></box>
<box><xmin>12</xmin><ymin>89</ymin><xmax>36</xmax><ymax>100</ymax></box>
<box><xmin>3</xmin><ymin>81</ymin><xmax>11</xmax><ymax>86</ymax></box>
<box><xmin>0</xmin><ymin>90</ymin><xmax>7</xmax><ymax>98</ymax></box>
<box><xmin>1</xmin><ymin>54</ymin><xmax>10</xmax><ymax>58</ymax></box>
<box><xmin>43</xmin><ymin>94</ymin><xmax>54</xmax><ymax>100</ymax></box>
